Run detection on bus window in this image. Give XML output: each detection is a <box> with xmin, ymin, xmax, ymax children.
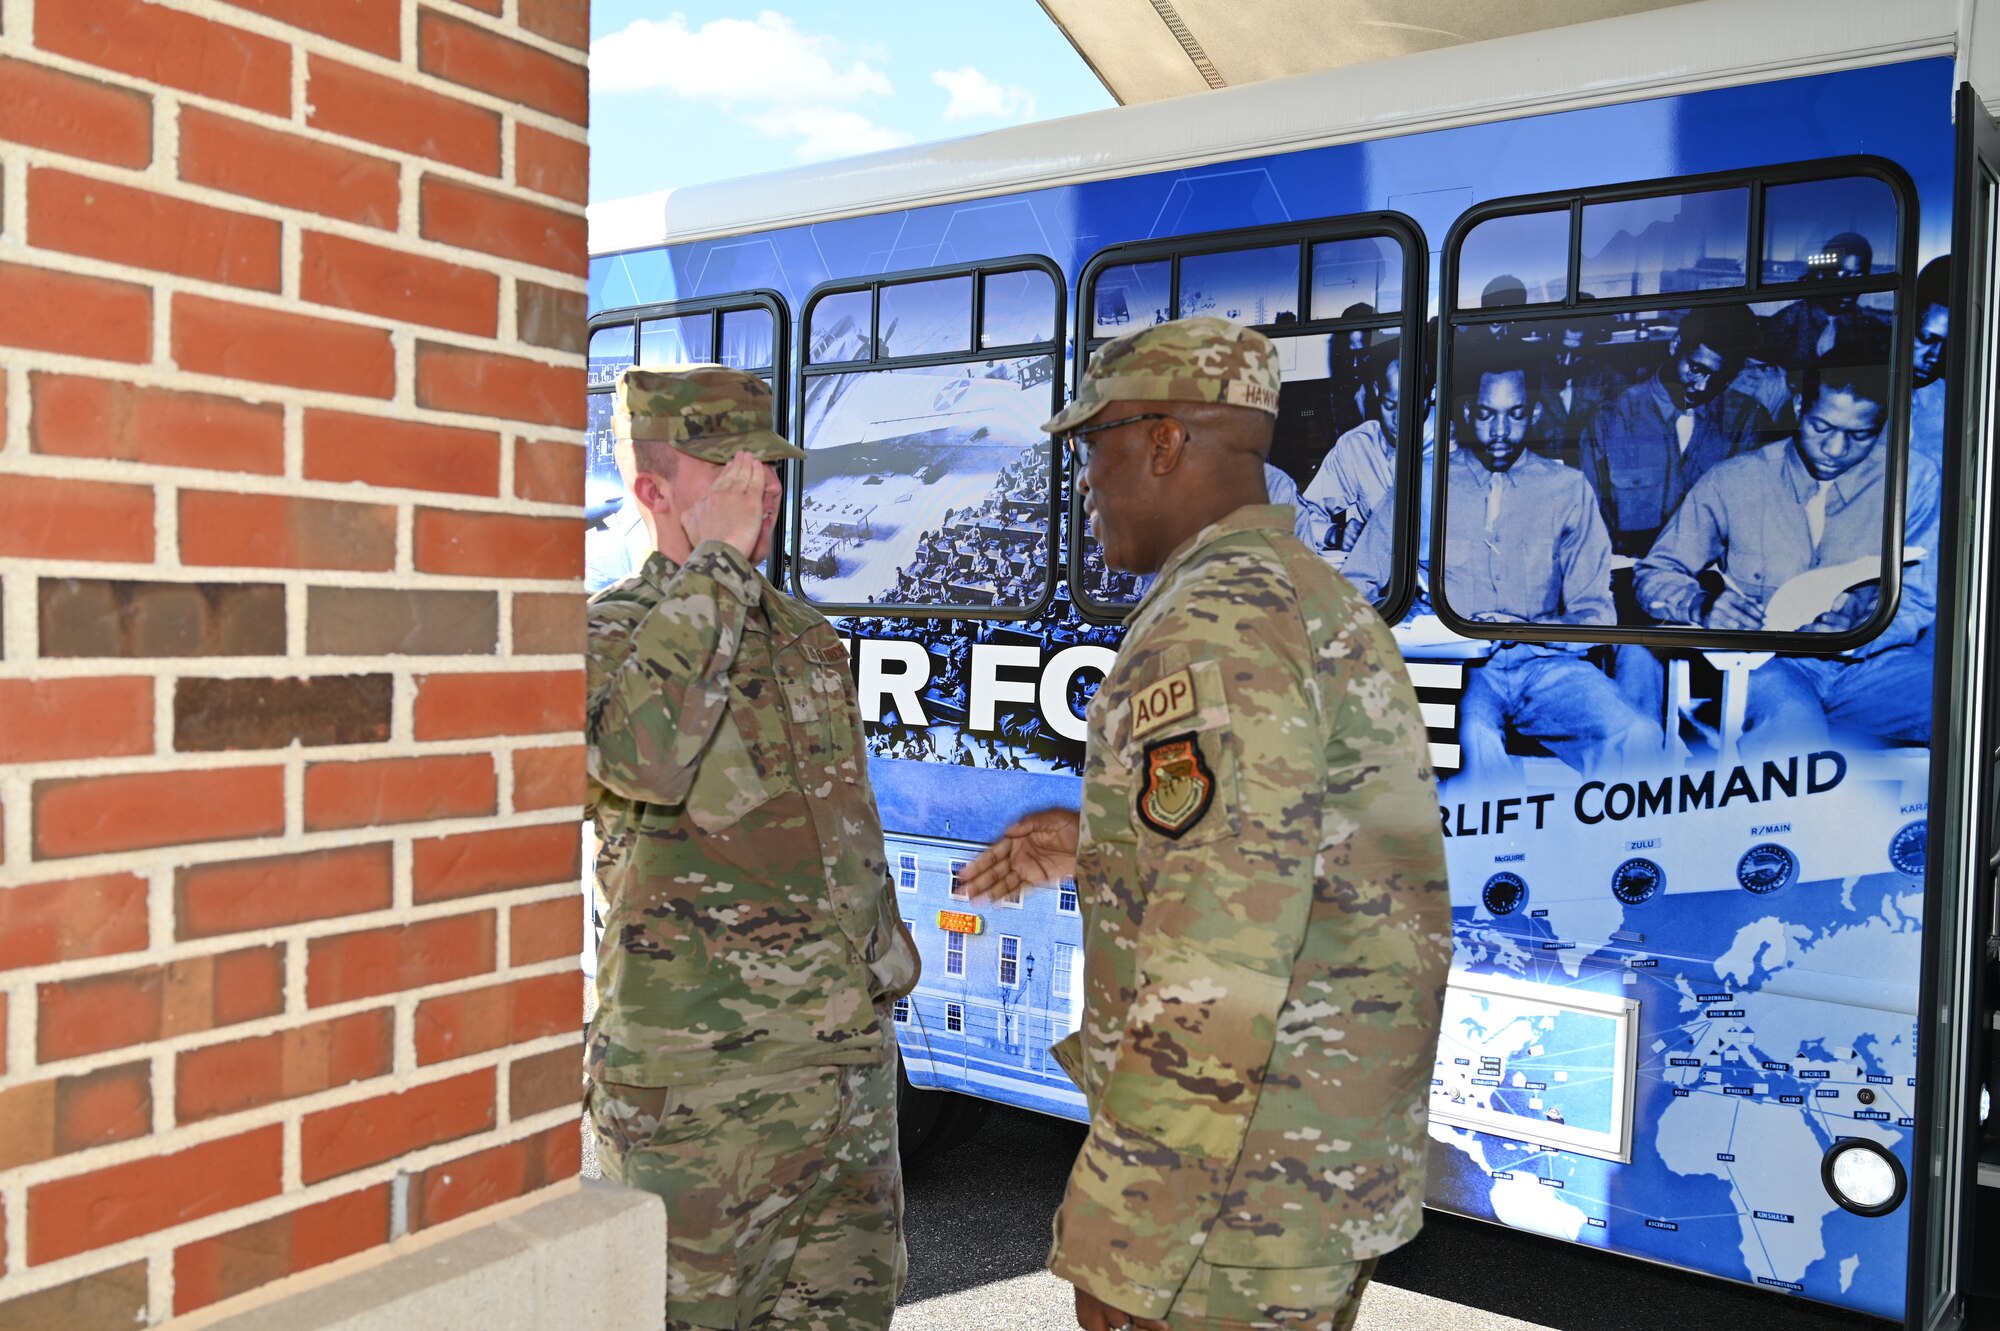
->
<box><xmin>879</xmin><ymin>275</ymin><xmax>974</xmax><ymax>358</ymax></box>
<box><xmin>796</xmin><ymin>260</ymin><xmax>1062</xmax><ymax>616</ymax></box>
<box><xmin>639</xmin><ymin>313</ymin><xmax>711</xmax><ymax>367</ymax></box>
<box><xmin>982</xmin><ymin>268</ymin><xmax>1057</xmax><ymax>348</ymax></box>
<box><xmin>1434</xmin><ymin>166</ymin><xmax>1917</xmax><ymax>671</ymax></box>
<box><xmin>1762</xmin><ymin>176</ymin><xmax>1900</xmax><ymax>283</ymax></box>
<box><xmin>588</xmin><ymin>323</ymin><xmax>634</xmax><ymax>387</ymax></box>
<box><xmin>1579</xmin><ymin>187</ymin><xmax>1749</xmax><ymax>300</ymax></box>
<box><xmin>809</xmin><ymin>288</ymin><xmax>873</xmax><ymax>362</ymax></box>
<box><xmin>585</xmin><ymin>294</ymin><xmax>789</xmax><ymax>594</ymax></box>
<box><xmin>1311</xmin><ymin>236</ymin><xmax>1403</xmax><ymax>319</ymax></box>
<box><xmin>1091</xmin><ymin>260</ymin><xmax>1169</xmax><ymax>335</ymax></box>
<box><xmin>1457</xmin><ymin>207</ymin><xmax>1570</xmax><ymax>311</ymax></box>
<box><xmin>720</xmin><ymin>307</ymin><xmax>774</xmax><ymax>369</ymax></box>
<box><xmin>1178</xmin><ymin>244</ymin><xmax>1299</xmax><ymax>323</ymax></box>
<box><xmin>1075</xmin><ymin>223</ymin><xmax>1422</xmax><ymax>618</ymax></box>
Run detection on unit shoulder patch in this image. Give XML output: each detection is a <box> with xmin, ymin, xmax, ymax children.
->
<box><xmin>1137</xmin><ymin>733</ymin><xmax>1215</xmax><ymax>839</ymax></box>
<box><xmin>1130</xmin><ymin>665</ymin><xmax>1197</xmax><ymax>740</ymax></box>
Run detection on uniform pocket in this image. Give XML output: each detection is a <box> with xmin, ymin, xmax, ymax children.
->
<box><xmin>683</xmin><ymin>703</ymin><xmax>790</xmax><ymax>833</ymax></box>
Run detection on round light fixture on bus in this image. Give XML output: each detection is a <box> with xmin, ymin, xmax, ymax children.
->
<box><xmin>1820</xmin><ymin>1140</ymin><xmax>1906</xmax><ymax>1217</ymax></box>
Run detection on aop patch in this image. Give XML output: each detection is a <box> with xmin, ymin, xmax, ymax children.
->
<box><xmin>1137</xmin><ymin>733</ymin><xmax>1215</xmax><ymax>839</ymax></box>
<box><xmin>1130</xmin><ymin>665</ymin><xmax>1197</xmax><ymax>740</ymax></box>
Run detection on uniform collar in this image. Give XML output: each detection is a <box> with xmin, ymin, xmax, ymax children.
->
<box><xmin>1140</xmin><ymin>503</ymin><xmax>1292</xmax><ymax>606</ymax></box>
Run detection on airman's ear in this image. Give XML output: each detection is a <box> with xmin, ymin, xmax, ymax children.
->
<box><xmin>632</xmin><ymin>471</ymin><xmax>672</xmax><ymax>515</ymax></box>
<box><xmin>1149</xmin><ymin>415</ymin><xmax>1188</xmax><ymax>477</ymax></box>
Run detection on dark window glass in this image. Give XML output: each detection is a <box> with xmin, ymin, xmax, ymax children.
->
<box><xmin>1762</xmin><ymin>176</ymin><xmax>1899</xmax><ymax>282</ymax></box>
<box><xmin>720</xmin><ymin>307</ymin><xmax>774</xmax><ymax>369</ymax></box>
<box><xmin>809</xmin><ymin>289</ymin><xmax>873</xmax><ymax>362</ymax></box>
<box><xmin>1078</xmin><ymin>327</ymin><xmax>1408</xmax><ymax>610</ymax></box>
<box><xmin>879</xmin><ymin>276</ymin><xmax>973</xmax><ymax>358</ymax></box>
<box><xmin>1580</xmin><ymin>188</ymin><xmax>1750</xmax><ymax>299</ymax></box>
<box><xmin>1090</xmin><ymin>261</ymin><xmax>1169</xmax><ymax>335</ymax></box>
<box><xmin>588</xmin><ymin>323</ymin><xmax>634</xmax><ymax>387</ymax></box>
<box><xmin>1458</xmin><ymin>209</ymin><xmax>1570</xmax><ymax>310</ymax></box>
<box><xmin>1311</xmin><ymin>236</ymin><xmax>1403</xmax><ymax>319</ymax></box>
<box><xmin>1434</xmin><ymin>298</ymin><xmax>1901</xmax><ymax>639</ymax></box>
<box><xmin>638</xmin><ymin>313</ymin><xmax>711</xmax><ymax>367</ymax></box>
<box><xmin>1270</xmin><ymin>329</ymin><xmax>1404</xmax><ymax>552</ymax></box>
<box><xmin>1178</xmin><ymin>245</ymin><xmax>1299</xmax><ymax>324</ymax></box>
<box><xmin>797</xmin><ymin>355</ymin><xmax>1055</xmax><ymax>611</ymax></box>
<box><xmin>981</xmin><ymin>269</ymin><xmax>1057</xmax><ymax>349</ymax></box>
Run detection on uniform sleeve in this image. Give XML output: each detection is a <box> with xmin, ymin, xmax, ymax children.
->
<box><xmin>1050</xmin><ymin>599</ymin><xmax>1325</xmax><ymax>1318</ymax></box>
<box><xmin>586</xmin><ymin>541</ymin><xmax>763</xmax><ymax>805</ymax></box>
<box><xmin>1634</xmin><ymin>474</ymin><xmax>1726</xmax><ymax>625</ymax></box>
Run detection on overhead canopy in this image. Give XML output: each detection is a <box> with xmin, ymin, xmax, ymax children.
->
<box><xmin>1037</xmin><ymin>0</ymin><xmax>1704</xmax><ymax>103</ymax></box>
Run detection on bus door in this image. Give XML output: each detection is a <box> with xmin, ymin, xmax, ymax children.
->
<box><xmin>1911</xmin><ymin>81</ymin><xmax>2000</xmax><ymax>1331</ymax></box>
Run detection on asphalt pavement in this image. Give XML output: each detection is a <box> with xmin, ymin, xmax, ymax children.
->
<box><xmin>896</xmin><ymin>1103</ymin><xmax>1888</xmax><ymax>1331</ymax></box>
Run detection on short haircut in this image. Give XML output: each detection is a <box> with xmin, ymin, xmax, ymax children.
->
<box><xmin>1800</xmin><ymin>357</ymin><xmax>1891</xmax><ymax>415</ymax></box>
<box><xmin>1916</xmin><ymin>255</ymin><xmax>1950</xmax><ymax>315</ymax></box>
<box><xmin>1453</xmin><ymin>331</ymin><xmax>1530</xmax><ymax>400</ymax></box>
<box><xmin>615</xmin><ymin>431</ymin><xmax>680</xmax><ymax>480</ymax></box>
<box><xmin>1673</xmin><ymin>303</ymin><xmax>1756</xmax><ymax>368</ymax></box>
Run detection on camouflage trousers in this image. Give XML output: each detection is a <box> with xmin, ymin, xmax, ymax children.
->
<box><xmin>588</xmin><ymin>1050</ymin><xmax>905</xmax><ymax>1331</ymax></box>
<box><xmin>1160</xmin><ymin>1255</ymin><xmax>1377</xmax><ymax>1331</ymax></box>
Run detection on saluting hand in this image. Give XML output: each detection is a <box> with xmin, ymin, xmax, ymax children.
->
<box><xmin>681</xmin><ymin>451</ymin><xmax>769</xmax><ymax>560</ymax></box>
<box><xmin>960</xmin><ymin>808</ymin><xmax>1080</xmax><ymax>903</ymax></box>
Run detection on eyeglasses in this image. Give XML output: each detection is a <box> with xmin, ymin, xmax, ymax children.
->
<box><xmin>1062</xmin><ymin>413</ymin><xmax>1177</xmax><ymax>466</ymax></box>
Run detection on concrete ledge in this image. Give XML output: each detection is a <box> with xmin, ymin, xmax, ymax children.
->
<box><xmin>175</xmin><ymin>1179</ymin><xmax>664</xmax><ymax>1331</ymax></box>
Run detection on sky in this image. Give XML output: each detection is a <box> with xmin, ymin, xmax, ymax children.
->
<box><xmin>586</xmin><ymin>2</ymin><xmax>1116</xmax><ymax>203</ymax></box>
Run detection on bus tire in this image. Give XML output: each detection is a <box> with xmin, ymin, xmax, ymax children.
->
<box><xmin>896</xmin><ymin>1062</ymin><xmax>990</xmax><ymax>1166</ymax></box>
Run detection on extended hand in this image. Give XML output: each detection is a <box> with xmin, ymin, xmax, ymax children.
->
<box><xmin>680</xmin><ymin>451</ymin><xmax>767</xmax><ymax>559</ymax></box>
<box><xmin>1074</xmin><ymin>1286</ymin><xmax>1166</xmax><ymax>1331</ymax></box>
<box><xmin>959</xmin><ymin>808</ymin><xmax>1080</xmax><ymax>902</ymax></box>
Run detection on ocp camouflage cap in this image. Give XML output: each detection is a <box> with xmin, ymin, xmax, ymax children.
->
<box><xmin>613</xmin><ymin>365</ymin><xmax>806</xmax><ymax>463</ymax></box>
<box><xmin>1042</xmin><ymin>316</ymin><xmax>1282</xmax><ymax>435</ymax></box>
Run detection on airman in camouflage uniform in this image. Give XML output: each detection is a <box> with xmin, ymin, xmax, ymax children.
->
<box><xmin>586</xmin><ymin>365</ymin><xmax>920</xmax><ymax>1331</ymax></box>
<box><xmin>964</xmin><ymin>319</ymin><xmax>1453</xmax><ymax>1331</ymax></box>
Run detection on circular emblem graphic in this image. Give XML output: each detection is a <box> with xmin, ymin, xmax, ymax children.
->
<box><xmin>1889</xmin><ymin>821</ymin><xmax>1927</xmax><ymax>878</ymax></box>
<box><xmin>1611</xmin><ymin>857</ymin><xmax>1664</xmax><ymax>905</ymax></box>
<box><xmin>1482</xmin><ymin>872</ymin><xmax>1528</xmax><ymax>916</ymax></box>
<box><xmin>1738</xmin><ymin>843</ymin><xmax>1798</xmax><ymax>894</ymax></box>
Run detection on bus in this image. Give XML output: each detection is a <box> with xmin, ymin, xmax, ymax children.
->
<box><xmin>583</xmin><ymin>0</ymin><xmax>1999</xmax><ymax>1324</ymax></box>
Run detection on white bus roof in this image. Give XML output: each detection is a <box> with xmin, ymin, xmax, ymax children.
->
<box><xmin>589</xmin><ymin>0</ymin><xmax>1977</xmax><ymax>257</ymax></box>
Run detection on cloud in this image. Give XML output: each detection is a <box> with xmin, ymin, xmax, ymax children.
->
<box><xmin>931</xmin><ymin>65</ymin><xmax>1036</xmax><ymax>122</ymax></box>
<box><xmin>591</xmin><ymin>10</ymin><xmax>909</xmax><ymax>160</ymax></box>
<box><xmin>747</xmin><ymin>108</ymin><xmax>914</xmax><ymax>161</ymax></box>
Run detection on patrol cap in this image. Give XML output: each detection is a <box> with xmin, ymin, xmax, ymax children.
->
<box><xmin>1042</xmin><ymin>316</ymin><xmax>1282</xmax><ymax>436</ymax></box>
<box><xmin>613</xmin><ymin>365</ymin><xmax>805</xmax><ymax>462</ymax></box>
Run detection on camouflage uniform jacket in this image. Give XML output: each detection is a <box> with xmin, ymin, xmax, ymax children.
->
<box><xmin>586</xmin><ymin>541</ymin><xmax>919</xmax><ymax>1086</ymax></box>
<box><xmin>1047</xmin><ymin>504</ymin><xmax>1452</xmax><ymax>1317</ymax></box>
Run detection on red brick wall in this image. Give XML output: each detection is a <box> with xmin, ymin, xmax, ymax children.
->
<box><xmin>0</xmin><ymin>0</ymin><xmax>588</xmax><ymax>1321</ymax></box>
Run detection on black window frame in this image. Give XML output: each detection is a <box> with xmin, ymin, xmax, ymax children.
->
<box><xmin>584</xmin><ymin>290</ymin><xmax>791</xmax><ymax>584</ymax></box>
<box><xmin>1069</xmin><ymin>215</ymin><xmax>1430</xmax><ymax>624</ymax></box>
<box><xmin>1434</xmin><ymin>155</ymin><xmax>1919</xmax><ymax>652</ymax></box>
<box><xmin>792</xmin><ymin>255</ymin><xmax>1066</xmax><ymax>620</ymax></box>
